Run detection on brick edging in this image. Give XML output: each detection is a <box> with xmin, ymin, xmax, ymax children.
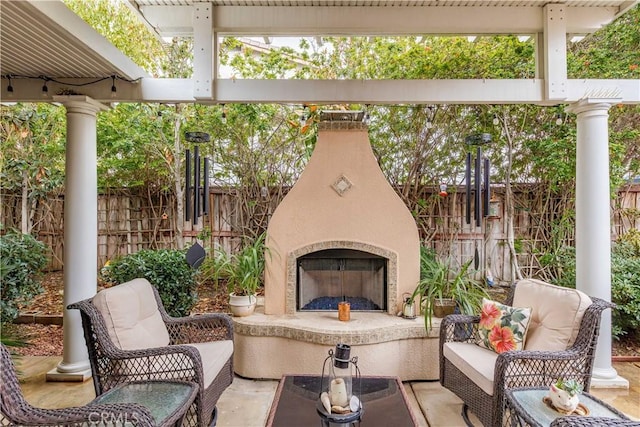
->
<box><xmin>13</xmin><ymin>313</ymin><xmax>63</xmax><ymax>326</ymax></box>
<box><xmin>612</xmin><ymin>356</ymin><xmax>640</xmax><ymax>362</ymax></box>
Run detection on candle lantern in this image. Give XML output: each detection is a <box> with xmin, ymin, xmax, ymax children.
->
<box><xmin>318</xmin><ymin>344</ymin><xmax>363</xmax><ymax>425</ymax></box>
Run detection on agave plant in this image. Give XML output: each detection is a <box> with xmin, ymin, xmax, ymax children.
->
<box><xmin>411</xmin><ymin>247</ymin><xmax>488</xmax><ymax>330</ymax></box>
<box><xmin>217</xmin><ymin>232</ymin><xmax>272</xmax><ymax>296</ymax></box>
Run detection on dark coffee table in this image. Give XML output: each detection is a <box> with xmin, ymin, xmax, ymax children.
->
<box><xmin>265</xmin><ymin>375</ymin><xmax>418</xmax><ymax>427</ymax></box>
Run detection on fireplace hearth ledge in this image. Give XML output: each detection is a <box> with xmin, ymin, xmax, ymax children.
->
<box><xmin>231</xmin><ymin>305</ymin><xmax>442</xmax><ymax>381</ymax></box>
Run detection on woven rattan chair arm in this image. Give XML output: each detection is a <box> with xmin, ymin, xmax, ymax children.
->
<box><xmin>498</xmin><ymin>348</ymin><xmax>580</xmax><ymax>364</ymax></box>
<box><xmin>440</xmin><ymin>314</ymin><xmax>480</xmax><ymax>343</ymax></box>
<box><xmin>165</xmin><ymin>313</ymin><xmax>234</xmax><ymax>343</ymax></box>
<box><xmin>8</xmin><ymin>403</ymin><xmax>156</xmax><ymax>427</ymax></box>
<box><xmin>441</xmin><ymin>314</ymin><xmax>480</xmax><ymax>328</ymax></box>
<box><xmin>98</xmin><ymin>341</ymin><xmax>201</xmax><ymax>363</ymax></box>
<box><xmin>496</xmin><ymin>348</ymin><xmax>583</xmax><ymax>383</ymax></box>
<box><xmin>102</xmin><ymin>345</ymin><xmax>204</xmax><ymax>386</ymax></box>
<box><xmin>550</xmin><ymin>416</ymin><xmax>640</xmax><ymax>426</ymax></box>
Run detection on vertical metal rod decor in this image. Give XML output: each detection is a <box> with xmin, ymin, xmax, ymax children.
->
<box><xmin>184</xmin><ymin>132</ymin><xmax>211</xmax><ymax>226</ymax></box>
<box><xmin>185</xmin><ymin>149</ymin><xmax>191</xmax><ymax>222</ymax></box>
<box><xmin>465</xmin><ymin>152</ymin><xmax>471</xmax><ymax>225</ymax></box>
<box><xmin>475</xmin><ymin>147</ymin><xmax>482</xmax><ymax>227</ymax></box>
<box><xmin>483</xmin><ymin>158</ymin><xmax>490</xmax><ymax>217</ymax></box>
<box><xmin>193</xmin><ymin>145</ymin><xmax>200</xmax><ymax>225</ymax></box>
<box><xmin>203</xmin><ymin>157</ymin><xmax>210</xmax><ymax>216</ymax></box>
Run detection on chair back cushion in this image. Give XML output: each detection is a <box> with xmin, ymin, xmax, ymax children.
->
<box><xmin>92</xmin><ymin>278</ymin><xmax>170</xmax><ymax>350</ymax></box>
<box><xmin>512</xmin><ymin>279</ymin><xmax>592</xmax><ymax>351</ymax></box>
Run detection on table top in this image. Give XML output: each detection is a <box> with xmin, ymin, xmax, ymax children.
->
<box><xmin>506</xmin><ymin>387</ymin><xmax>628</xmax><ymax>427</ymax></box>
<box><xmin>265</xmin><ymin>375</ymin><xmax>418</xmax><ymax>427</ymax></box>
<box><xmin>92</xmin><ymin>380</ymin><xmax>198</xmax><ymax>426</ymax></box>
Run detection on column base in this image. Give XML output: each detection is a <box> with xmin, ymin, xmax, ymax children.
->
<box><xmin>46</xmin><ymin>367</ymin><xmax>92</xmax><ymax>382</ymax></box>
<box><xmin>590</xmin><ymin>375</ymin><xmax>629</xmax><ymax>389</ymax></box>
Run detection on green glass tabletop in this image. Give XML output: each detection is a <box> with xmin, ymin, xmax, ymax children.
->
<box><xmin>93</xmin><ymin>381</ymin><xmax>195</xmax><ymax>425</ymax></box>
<box><xmin>510</xmin><ymin>389</ymin><xmax>623</xmax><ymax>427</ymax></box>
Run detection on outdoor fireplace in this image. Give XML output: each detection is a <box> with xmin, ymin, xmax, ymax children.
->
<box><xmin>297</xmin><ymin>249</ymin><xmax>387</xmax><ymax>311</ymax></box>
<box><xmin>265</xmin><ymin>111</ymin><xmax>420</xmax><ymax>316</ymax></box>
<box><xmin>233</xmin><ymin>119</ymin><xmax>437</xmax><ymax>380</ymax></box>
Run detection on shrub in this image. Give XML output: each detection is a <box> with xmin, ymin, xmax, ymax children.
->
<box><xmin>100</xmin><ymin>249</ymin><xmax>197</xmax><ymax>317</ymax></box>
<box><xmin>551</xmin><ymin>241</ymin><xmax>640</xmax><ymax>340</ymax></box>
<box><xmin>611</xmin><ymin>241</ymin><xmax>640</xmax><ymax>339</ymax></box>
<box><xmin>0</xmin><ymin>230</ymin><xmax>48</xmax><ymax>323</ymax></box>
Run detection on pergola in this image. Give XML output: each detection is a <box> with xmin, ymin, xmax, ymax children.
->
<box><xmin>1</xmin><ymin>0</ymin><xmax>638</xmax><ymax>386</ymax></box>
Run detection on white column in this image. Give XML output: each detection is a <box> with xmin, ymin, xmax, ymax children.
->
<box><xmin>48</xmin><ymin>96</ymin><xmax>108</xmax><ymax>381</ymax></box>
<box><xmin>566</xmin><ymin>98</ymin><xmax>625</xmax><ymax>386</ymax></box>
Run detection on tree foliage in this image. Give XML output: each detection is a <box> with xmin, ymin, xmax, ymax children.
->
<box><xmin>1</xmin><ymin>3</ymin><xmax>638</xmax><ymax>282</ymax></box>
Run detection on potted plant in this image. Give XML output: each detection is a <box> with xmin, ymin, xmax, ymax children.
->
<box><xmin>216</xmin><ymin>232</ymin><xmax>271</xmax><ymax>317</ymax></box>
<box><xmin>411</xmin><ymin>247</ymin><xmax>488</xmax><ymax>330</ymax></box>
<box><xmin>546</xmin><ymin>379</ymin><xmax>584</xmax><ymax>414</ymax></box>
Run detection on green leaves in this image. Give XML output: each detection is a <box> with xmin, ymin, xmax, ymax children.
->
<box><xmin>555</xmin><ymin>379</ymin><xmax>583</xmax><ymax>397</ymax></box>
<box><xmin>100</xmin><ymin>249</ymin><xmax>198</xmax><ymax>317</ymax></box>
<box><xmin>0</xmin><ymin>230</ymin><xmax>48</xmax><ymax>322</ymax></box>
<box><xmin>214</xmin><ymin>232</ymin><xmax>271</xmax><ymax>296</ymax></box>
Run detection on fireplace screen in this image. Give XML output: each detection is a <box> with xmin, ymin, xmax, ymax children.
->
<box><xmin>297</xmin><ymin>249</ymin><xmax>387</xmax><ymax>311</ymax></box>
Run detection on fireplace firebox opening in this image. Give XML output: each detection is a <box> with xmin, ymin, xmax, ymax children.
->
<box><xmin>297</xmin><ymin>249</ymin><xmax>387</xmax><ymax>311</ymax></box>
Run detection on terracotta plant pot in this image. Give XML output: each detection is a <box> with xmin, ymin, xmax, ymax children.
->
<box><xmin>229</xmin><ymin>293</ymin><xmax>257</xmax><ymax>317</ymax></box>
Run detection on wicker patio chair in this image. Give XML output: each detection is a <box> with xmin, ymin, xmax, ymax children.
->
<box><xmin>68</xmin><ymin>278</ymin><xmax>234</xmax><ymax>427</ymax></box>
<box><xmin>1</xmin><ymin>343</ymin><xmax>156</xmax><ymax>426</ymax></box>
<box><xmin>551</xmin><ymin>417</ymin><xmax>640</xmax><ymax>427</ymax></box>
<box><xmin>439</xmin><ymin>279</ymin><xmax>614</xmax><ymax>427</ymax></box>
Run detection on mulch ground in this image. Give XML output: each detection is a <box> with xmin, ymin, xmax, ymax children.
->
<box><xmin>10</xmin><ymin>272</ymin><xmax>640</xmax><ymax>358</ymax></box>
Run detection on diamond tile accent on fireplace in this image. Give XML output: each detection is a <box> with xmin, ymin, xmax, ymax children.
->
<box><xmin>332</xmin><ymin>174</ymin><xmax>353</xmax><ymax>196</ymax></box>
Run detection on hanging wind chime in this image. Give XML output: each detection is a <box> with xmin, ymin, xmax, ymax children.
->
<box><xmin>464</xmin><ymin>133</ymin><xmax>491</xmax><ymax>228</ymax></box>
<box><xmin>184</xmin><ymin>131</ymin><xmax>211</xmax><ymax>226</ymax></box>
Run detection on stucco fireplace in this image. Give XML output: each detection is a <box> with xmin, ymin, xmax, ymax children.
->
<box><xmin>264</xmin><ymin>111</ymin><xmax>419</xmax><ymax>315</ymax></box>
<box><xmin>232</xmin><ymin>112</ymin><xmax>438</xmax><ymax>382</ymax></box>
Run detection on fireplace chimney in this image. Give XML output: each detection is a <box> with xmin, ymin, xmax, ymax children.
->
<box><xmin>265</xmin><ymin>111</ymin><xmax>420</xmax><ymax>316</ymax></box>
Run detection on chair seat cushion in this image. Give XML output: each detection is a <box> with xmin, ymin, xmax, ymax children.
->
<box><xmin>187</xmin><ymin>340</ymin><xmax>234</xmax><ymax>388</ymax></box>
<box><xmin>443</xmin><ymin>341</ymin><xmax>498</xmax><ymax>396</ymax></box>
<box><xmin>513</xmin><ymin>279</ymin><xmax>592</xmax><ymax>351</ymax></box>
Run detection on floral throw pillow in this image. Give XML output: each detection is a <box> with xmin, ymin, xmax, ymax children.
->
<box><xmin>477</xmin><ymin>298</ymin><xmax>532</xmax><ymax>354</ymax></box>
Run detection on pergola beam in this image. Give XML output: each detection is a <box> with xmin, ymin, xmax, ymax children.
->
<box><xmin>4</xmin><ymin>78</ymin><xmax>638</xmax><ymax>105</ymax></box>
<box><xmin>137</xmin><ymin>5</ymin><xmax>622</xmax><ymax>37</ymax></box>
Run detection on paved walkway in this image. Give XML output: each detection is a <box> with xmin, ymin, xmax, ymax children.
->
<box><xmin>15</xmin><ymin>356</ymin><xmax>639</xmax><ymax>426</ymax></box>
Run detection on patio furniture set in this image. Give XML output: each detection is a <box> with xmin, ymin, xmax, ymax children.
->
<box><xmin>1</xmin><ymin>278</ymin><xmax>637</xmax><ymax>426</ymax></box>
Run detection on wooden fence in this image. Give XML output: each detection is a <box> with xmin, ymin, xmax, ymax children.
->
<box><xmin>1</xmin><ymin>184</ymin><xmax>639</xmax><ymax>284</ymax></box>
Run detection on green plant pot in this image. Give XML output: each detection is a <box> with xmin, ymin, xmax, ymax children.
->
<box><xmin>433</xmin><ymin>298</ymin><xmax>456</xmax><ymax>318</ymax></box>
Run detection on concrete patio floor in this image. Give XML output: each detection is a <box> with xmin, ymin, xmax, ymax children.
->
<box><xmin>15</xmin><ymin>356</ymin><xmax>640</xmax><ymax>426</ymax></box>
